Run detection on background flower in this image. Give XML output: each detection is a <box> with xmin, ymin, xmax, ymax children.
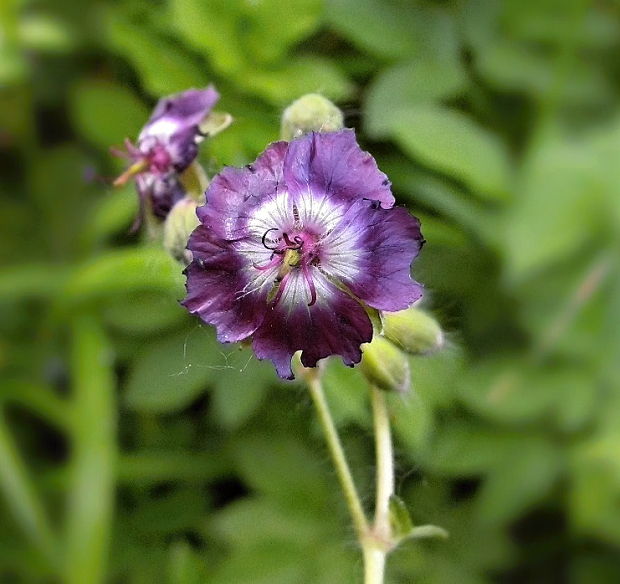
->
<box><xmin>113</xmin><ymin>86</ymin><xmax>219</xmax><ymax>222</ymax></box>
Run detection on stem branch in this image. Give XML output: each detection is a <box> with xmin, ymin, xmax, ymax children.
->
<box><xmin>306</xmin><ymin>374</ymin><xmax>396</xmax><ymax>584</ymax></box>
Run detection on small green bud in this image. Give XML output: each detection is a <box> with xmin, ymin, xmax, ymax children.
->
<box><xmin>163</xmin><ymin>197</ymin><xmax>200</xmax><ymax>264</ymax></box>
<box><xmin>179</xmin><ymin>161</ymin><xmax>208</xmax><ymax>203</ymax></box>
<box><xmin>359</xmin><ymin>335</ymin><xmax>410</xmax><ymax>393</ymax></box>
<box><xmin>382</xmin><ymin>307</ymin><xmax>444</xmax><ymax>355</ymax></box>
<box><xmin>281</xmin><ymin>93</ymin><xmax>344</xmax><ymax>141</ymax></box>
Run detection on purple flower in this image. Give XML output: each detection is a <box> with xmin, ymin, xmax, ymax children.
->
<box><xmin>112</xmin><ymin>86</ymin><xmax>219</xmax><ymax>221</ymax></box>
<box><xmin>182</xmin><ymin>130</ymin><xmax>424</xmax><ymax>379</ymax></box>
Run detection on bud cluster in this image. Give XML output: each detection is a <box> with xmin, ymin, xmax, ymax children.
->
<box><xmin>360</xmin><ymin>306</ymin><xmax>444</xmax><ymax>392</ymax></box>
<box><xmin>111</xmin><ymin>86</ymin><xmax>232</xmax><ymax>264</ymax></box>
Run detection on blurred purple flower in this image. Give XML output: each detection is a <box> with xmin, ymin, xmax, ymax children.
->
<box><xmin>112</xmin><ymin>86</ymin><xmax>219</xmax><ymax>222</ymax></box>
<box><xmin>182</xmin><ymin>130</ymin><xmax>424</xmax><ymax>379</ymax></box>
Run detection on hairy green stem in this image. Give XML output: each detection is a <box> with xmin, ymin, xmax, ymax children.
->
<box><xmin>307</xmin><ymin>373</ymin><xmax>398</xmax><ymax>584</ymax></box>
<box><xmin>363</xmin><ymin>546</ymin><xmax>387</xmax><ymax>584</ymax></box>
<box><xmin>371</xmin><ymin>385</ymin><xmax>394</xmax><ymax>539</ymax></box>
<box><xmin>363</xmin><ymin>385</ymin><xmax>394</xmax><ymax>584</ymax></box>
<box><xmin>306</xmin><ymin>373</ymin><xmax>369</xmax><ymax>540</ymax></box>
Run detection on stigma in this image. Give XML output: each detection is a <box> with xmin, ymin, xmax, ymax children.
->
<box><xmin>258</xmin><ymin>227</ymin><xmax>318</xmax><ymax>307</ymax></box>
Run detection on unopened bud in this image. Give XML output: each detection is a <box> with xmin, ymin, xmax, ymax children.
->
<box><xmin>281</xmin><ymin>94</ymin><xmax>344</xmax><ymax>141</ymax></box>
<box><xmin>382</xmin><ymin>307</ymin><xmax>444</xmax><ymax>355</ymax></box>
<box><xmin>359</xmin><ymin>335</ymin><xmax>410</xmax><ymax>393</ymax></box>
<box><xmin>179</xmin><ymin>161</ymin><xmax>208</xmax><ymax>203</ymax></box>
<box><xmin>163</xmin><ymin>197</ymin><xmax>200</xmax><ymax>264</ymax></box>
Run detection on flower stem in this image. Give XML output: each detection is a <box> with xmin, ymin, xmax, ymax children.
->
<box><xmin>370</xmin><ymin>384</ymin><xmax>394</xmax><ymax>541</ymax></box>
<box><xmin>306</xmin><ymin>373</ymin><xmax>368</xmax><ymax>540</ymax></box>
<box><xmin>363</xmin><ymin>546</ymin><xmax>387</xmax><ymax>584</ymax></box>
<box><xmin>306</xmin><ymin>374</ymin><xmax>397</xmax><ymax>584</ymax></box>
<box><xmin>363</xmin><ymin>384</ymin><xmax>395</xmax><ymax>584</ymax></box>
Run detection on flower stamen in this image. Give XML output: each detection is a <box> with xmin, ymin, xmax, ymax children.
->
<box><xmin>113</xmin><ymin>158</ymin><xmax>150</xmax><ymax>187</ymax></box>
<box><xmin>252</xmin><ymin>255</ymin><xmax>281</xmax><ymax>271</ymax></box>
<box><xmin>302</xmin><ymin>262</ymin><xmax>317</xmax><ymax>306</ymax></box>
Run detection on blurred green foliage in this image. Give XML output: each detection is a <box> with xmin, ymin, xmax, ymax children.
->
<box><xmin>1</xmin><ymin>0</ymin><xmax>620</xmax><ymax>582</ymax></box>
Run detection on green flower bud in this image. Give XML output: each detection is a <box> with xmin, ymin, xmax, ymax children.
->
<box><xmin>281</xmin><ymin>93</ymin><xmax>344</xmax><ymax>141</ymax></box>
<box><xmin>382</xmin><ymin>307</ymin><xmax>444</xmax><ymax>355</ymax></box>
<box><xmin>179</xmin><ymin>161</ymin><xmax>208</xmax><ymax>203</ymax></box>
<box><xmin>359</xmin><ymin>335</ymin><xmax>410</xmax><ymax>393</ymax></box>
<box><xmin>163</xmin><ymin>197</ymin><xmax>200</xmax><ymax>264</ymax></box>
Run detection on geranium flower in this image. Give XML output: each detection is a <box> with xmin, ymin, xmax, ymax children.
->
<box><xmin>182</xmin><ymin>130</ymin><xmax>424</xmax><ymax>379</ymax></box>
<box><xmin>112</xmin><ymin>86</ymin><xmax>219</xmax><ymax>222</ymax></box>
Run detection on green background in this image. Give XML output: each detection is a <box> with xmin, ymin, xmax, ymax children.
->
<box><xmin>1</xmin><ymin>0</ymin><xmax>619</xmax><ymax>582</ymax></box>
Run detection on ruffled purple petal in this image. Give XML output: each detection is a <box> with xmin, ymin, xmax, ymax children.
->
<box><xmin>139</xmin><ymin>86</ymin><xmax>220</xmax><ymax>169</ymax></box>
<box><xmin>182</xmin><ymin>226</ymin><xmax>269</xmax><ymax>343</ymax></box>
<box><xmin>322</xmin><ymin>200</ymin><xmax>424</xmax><ymax>311</ymax></box>
<box><xmin>197</xmin><ymin>141</ymin><xmax>288</xmax><ymax>240</ymax></box>
<box><xmin>144</xmin><ymin>86</ymin><xmax>220</xmax><ymax>136</ymax></box>
<box><xmin>283</xmin><ymin>129</ymin><xmax>395</xmax><ymax>209</ymax></box>
<box><xmin>251</xmin><ymin>275</ymin><xmax>373</xmax><ymax>379</ymax></box>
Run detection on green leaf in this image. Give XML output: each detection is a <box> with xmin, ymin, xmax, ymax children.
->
<box><xmin>29</xmin><ymin>145</ymin><xmax>96</xmax><ymax>259</ymax></box>
<box><xmin>65</xmin><ymin>315</ymin><xmax>116</xmax><ymax>584</ymax></box>
<box><xmin>70</xmin><ymin>80</ymin><xmax>147</xmax><ymax>150</ymax></box>
<box><xmin>240</xmin><ymin>0</ymin><xmax>322</xmax><ymax>64</ymax></box>
<box><xmin>322</xmin><ymin>359</ymin><xmax>369</xmax><ymax>427</ymax></box>
<box><xmin>210</xmin><ymin>348</ymin><xmax>275</xmax><ymax>430</ymax></box>
<box><xmin>170</xmin><ymin>0</ymin><xmax>247</xmax><ymax>73</ymax></box>
<box><xmin>167</xmin><ymin>540</ymin><xmax>208</xmax><ymax>584</ymax></box>
<box><xmin>381</xmin><ymin>159</ymin><xmax>491</xmax><ymax>237</ymax></box>
<box><xmin>127</xmin><ymin>488</ymin><xmax>207</xmax><ymax>535</ymax></box>
<box><xmin>570</xmin><ymin>444</ymin><xmax>620</xmax><ymax>544</ymax></box>
<box><xmin>474</xmin><ymin>439</ymin><xmax>561</xmax><ymax>526</ymax></box>
<box><xmin>240</xmin><ymin>57</ymin><xmax>353</xmax><ymax>106</ymax></box>
<box><xmin>325</xmin><ymin>0</ymin><xmax>418</xmax><ymax>59</ymax></box>
<box><xmin>79</xmin><ymin>185</ymin><xmax>138</xmax><ymax>250</ymax></box>
<box><xmin>124</xmin><ymin>327</ymin><xmax>221</xmax><ymax>414</ymax></box>
<box><xmin>0</xmin><ymin>411</ymin><xmax>57</xmax><ymax>565</ymax></box>
<box><xmin>456</xmin><ymin>360</ymin><xmax>582</xmax><ymax>426</ymax></box>
<box><xmin>428</xmin><ymin>422</ymin><xmax>526</xmax><ymax>476</ymax></box>
<box><xmin>365</xmin><ymin>56</ymin><xmax>468</xmax><ymax>137</ymax></box>
<box><xmin>204</xmin><ymin>100</ymin><xmax>277</xmax><ymax>166</ymax></box>
<box><xmin>0</xmin><ymin>381</ymin><xmax>70</xmax><ymax>430</ymax></box>
<box><xmin>106</xmin><ymin>14</ymin><xmax>207</xmax><ymax>95</ymax></box>
<box><xmin>19</xmin><ymin>14</ymin><xmax>75</xmax><ymax>53</ymax></box>
<box><xmin>209</xmin><ymin>542</ymin><xmax>306</xmax><ymax>584</ymax></box>
<box><xmin>103</xmin><ymin>290</ymin><xmax>186</xmax><ymax>336</ymax></box>
<box><xmin>117</xmin><ymin>450</ymin><xmax>228</xmax><ymax>486</ymax></box>
<box><xmin>391</xmin><ymin>105</ymin><xmax>511</xmax><ymax>200</ymax></box>
<box><xmin>503</xmin><ymin>134</ymin><xmax>604</xmax><ymax>281</ymax></box>
<box><xmin>0</xmin><ymin>46</ymin><xmax>27</xmax><ymax>84</ymax></box>
<box><xmin>61</xmin><ymin>247</ymin><xmax>182</xmax><ymax>309</ymax></box>
<box><xmin>0</xmin><ymin>264</ymin><xmax>68</xmax><ymax>303</ymax></box>
<box><xmin>212</xmin><ymin>498</ymin><xmax>326</xmax><ymax>548</ymax></box>
<box><xmin>232</xmin><ymin>434</ymin><xmax>330</xmax><ymax>507</ymax></box>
